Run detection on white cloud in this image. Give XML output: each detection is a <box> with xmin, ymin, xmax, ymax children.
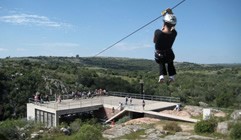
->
<box><xmin>0</xmin><ymin>48</ymin><xmax>8</xmax><ymax>51</ymax></box>
<box><xmin>0</xmin><ymin>13</ymin><xmax>71</xmax><ymax>28</ymax></box>
<box><xmin>16</xmin><ymin>48</ymin><xmax>27</xmax><ymax>51</ymax></box>
<box><xmin>28</xmin><ymin>42</ymin><xmax>80</xmax><ymax>49</ymax></box>
<box><xmin>13</xmin><ymin>42</ymin><xmax>81</xmax><ymax>57</ymax></box>
<box><xmin>115</xmin><ymin>43</ymin><xmax>151</xmax><ymax>51</ymax></box>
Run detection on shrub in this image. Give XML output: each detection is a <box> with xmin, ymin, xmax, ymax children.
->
<box><xmin>0</xmin><ymin>119</ymin><xmax>28</xmax><ymax>139</ymax></box>
<box><xmin>0</xmin><ymin>133</ymin><xmax>7</xmax><ymax>140</ymax></box>
<box><xmin>216</xmin><ymin>92</ymin><xmax>233</xmax><ymax>108</ymax></box>
<box><xmin>230</xmin><ymin>122</ymin><xmax>241</xmax><ymax>139</ymax></box>
<box><xmin>60</xmin><ymin>121</ymin><xmax>68</xmax><ymax>128</ymax></box>
<box><xmin>69</xmin><ymin>119</ymin><xmax>82</xmax><ymax>132</ymax></box>
<box><xmin>116</xmin><ymin>116</ymin><xmax>130</xmax><ymax>124</ymax></box>
<box><xmin>74</xmin><ymin>124</ymin><xmax>103</xmax><ymax>140</ymax></box>
<box><xmin>163</xmin><ymin>122</ymin><xmax>182</xmax><ymax>132</ymax></box>
<box><xmin>194</xmin><ymin>119</ymin><xmax>217</xmax><ymax>134</ymax></box>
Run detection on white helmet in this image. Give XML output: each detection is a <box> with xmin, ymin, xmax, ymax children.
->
<box><xmin>163</xmin><ymin>14</ymin><xmax>177</xmax><ymax>25</ymax></box>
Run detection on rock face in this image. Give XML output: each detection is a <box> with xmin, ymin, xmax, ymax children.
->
<box><xmin>103</xmin><ymin>117</ymin><xmax>217</xmax><ymax>140</ymax></box>
<box><xmin>31</xmin><ymin>133</ymin><xmax>40</xmax><ymax>139</ymax></box>
<box><xmin>161</xmin><ymin>132</ymin><xmax>215</xmax><ymax>140</ymax></box>
<box><xmin>103</xmin><ymin>124</ymin><xmax>144</xmax><ymax>139</ymax></box>
<box><xmin>199</xmin><ymin>102</ymin><xmax>209</xmax><ymax>108</ymax></box>
<box><xmin>145</xmin><ymin>128</ymin><xmax>163</xmax><ymax>140</ymax></box>
<box><xmin>183</xmin><ymin>105</ymin><xmax>203</xmax><ymax>117</ymax></box>
<box><xmin>103</xmin><ymin>124</ymin><xmax>216</xmax><ymax>140</ymax></box>
<box><xmin>103</xmin><ymin>124</ymin><xmax>166</xmax><ymax>140</ymax></box>
<box><xmin>60</xmin><ymin>127</ymin><xmax>71</xmax><ymax>135</ymax></box>
<box><xmin>230</xmin><ymin>110</ymin><xmax>241</xmax><ymax>120</ymax></box>
<box><xmin>216</xmin><ymin>121</ymin><xmax>229</xmax><ymax>135</ymax></box>
<box><xmin>124</xmin><ymin>117</ymin><xmax>160</xmax><ymax>125</ymax></box>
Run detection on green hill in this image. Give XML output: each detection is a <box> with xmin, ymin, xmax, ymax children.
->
<box><xmin>0</xmin><ymin>56</ymin><xmax>241</xmax><ymax>120</ymax></box>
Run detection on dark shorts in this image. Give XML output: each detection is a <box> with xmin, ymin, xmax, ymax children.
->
<box><xmin>155</xmin><ymin>49</ymin><xmax>175</xmax><ymax>64</ymax></box>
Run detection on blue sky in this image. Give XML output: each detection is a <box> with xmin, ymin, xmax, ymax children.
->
<box><xmin>0</xmin><ymin>0</ymin><xmax>241</xmax><ymax>64</ymax></box>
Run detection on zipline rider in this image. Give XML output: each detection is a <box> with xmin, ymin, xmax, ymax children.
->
<box><xmin>153</xmin><ymin>8</ymin><xmax>177</xmax><ymax>83</ymax></box>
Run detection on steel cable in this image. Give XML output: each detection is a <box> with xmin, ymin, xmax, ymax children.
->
<box><xmin>94</xmin><ymin>0</ymin><xmax>186</xmax><ymax>57</ymax></box>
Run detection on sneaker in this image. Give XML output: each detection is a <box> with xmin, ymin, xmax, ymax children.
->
<box><xmin>158</xmin><ymin>75</ymin><xmax>165</xmax><ymax>83</ymax></box>
<box><xmin>168</xmin><ymin>78</ymin><xmax>174</xmax><ymax>83</ymax></box>
<box><xmin>168</xmin><ymin>76</ymin><xmax>175</xmax><ymax>84</ymax></box>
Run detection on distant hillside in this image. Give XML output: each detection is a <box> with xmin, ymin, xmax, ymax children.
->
<box><xmin>2</xmin><ymin>56</ymin><xmax>158</xmax><ymax>71</ymax></box>
<box><xmin>3</xmin><ymin>56</ymin><xmax>240</xmax><ymax>71</ymax></box>
<box><xmin>1</xmin><ymin>56</ymin><xmax>241</xmax><ymax>76</ymax></box>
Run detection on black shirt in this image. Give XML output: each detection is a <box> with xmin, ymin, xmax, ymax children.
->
<box><xmin>154</xmin><ymin>29</ymin><xmax>177</xmax><ymax>51</ymax></box>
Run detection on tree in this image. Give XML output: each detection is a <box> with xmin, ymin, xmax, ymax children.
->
<box><xmin>194</xmin><ymin>119</ymin><xmax>217</xmax><ymax>134</ymax></box>
<box><xmin>216</xmin><ymin>92</ymin><xmax>233</xmax><ymax>108</ymax></box>
<box><xmin>230</xmin><ymin>122</ymin><xmax>241</xmax><ymax>139</ymax></box>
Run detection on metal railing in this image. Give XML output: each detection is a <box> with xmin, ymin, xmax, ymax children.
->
<box><xmin>109</xmin><ymin>91</ymin><xmax>180</xmax><ymax>103</ymax></box>
<box><xmin>28</xmin><ymin>97</ymin><xmax>104</xmax><ymax>110</ymax></box>
<box><xmin>28</xmin><ymin>91</ymin><xmax>180</xmax><ymax>110</ymax></box>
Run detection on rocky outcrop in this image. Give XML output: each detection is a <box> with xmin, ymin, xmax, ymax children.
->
<box><xmin>60</xmin><ymin>127</ymin><xmax>71</xmax><ymax>135</ymax></box>
<box><xmin>103</xmin><ymin>124</ymin><xmax>144</xmax><ymax>139</ymax></box>
<box><xmin>31</xmin><ymin>133</ymin><xmax>40</xmax><ymax>139</ymax></box>
<box><xmin>183</xmin><ymin>105</ymin><xmax>203</xmax><ymax>117</ymax></box>
<box><xmin>199</xmin><ymin>102</ymin><xmax>209</xmax><ymax>108</ymax></box>
<box><xmin>161</xmin><ymin>132</ymin><xmax>215</xmax><ymax>140</ymax></box>
<box><xmin>216</xmin><ymin>121</ymin><xmax>229</xmax><ymax>135</ymax></box>
<box><xmin>103</xmin><ymin>124</ymin><xmax>216</xmax><ymax>140</ymax></box>
<box><xmin>230</xmin><ymin>110</ymin><xmax>241</xmax><ymax>120</ymax></box>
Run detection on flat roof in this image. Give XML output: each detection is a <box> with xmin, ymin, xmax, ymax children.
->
<box><xmin>30</xmin><ymin>96</ymin><xmax>178</xmax><ymax>111</ymax></box>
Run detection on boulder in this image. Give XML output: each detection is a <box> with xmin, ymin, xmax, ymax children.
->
<box><xmin>31</xmin><ymin>133</ymin><xmax>40</xmax><ymax>139</ymax></box>
<box><xmin>216</xmin><ymin>121</ymin><xmax>229</xmax><ymax>135</ymax></box>
<box><xmin>60</xmin><ymin>127</ymin><xmax>71</xmax><ymax>135</ymax></box>
<box><xmin>184</xmin><ymin>105</ymin><xmax>203</xmax><ymax>117</ymax></box>
<box><xmin>103</xmin><ymin>124</ymin><xmax>144</xmax><ymax>139</ymax></box>
<box><xmin>147</xmin><ymin>132</ymin><xmax>162</xmax><ymax>140</ymax></box>
<box><xmin>199</xmin><ymin>102</ymin><xmax>209</xmax><ymax>107</ymax></box>
<box><xmin>145</xmin><ymin>128</ymin><xmax>155</xmax><ymax>134</ymax></box>
<box><xmin>20</xmin><ymin>133</ymin><xmax>26</xmax><ymax>139</ymax></box>
<box><xmin>39</xmin><ymin>130</ymin><xmax>44</xmax><ymax>134</ymax></box>
<box><xmin>175</xmin><ymin>132</ymin><xmax>191</xmax><ymax>136</ymax></box>
<box><xmin>145</xmin><ymin>129</ymin><xmax>163</xmax><ymax>140</ymax></box>
<box><xmin>230</xmin><ymin>110</ymin><xmax>241</xmax><ymax>120</ymax></box>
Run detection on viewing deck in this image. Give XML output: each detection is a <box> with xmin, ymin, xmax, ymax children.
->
<box><xmin>29</xmin><ymin>95</ymin><xmax>177</xmax><ymax>111</ymax></box>
<box><xmin>27</xmin><ymin>92</ymin><xmax>198</xmax><ymax>127</ymax></box>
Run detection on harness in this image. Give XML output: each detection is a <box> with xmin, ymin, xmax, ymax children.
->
<box><xmin>155</xmin><ymin>49</ymin><xmax>174</xmax><ymax>64</ymax></box>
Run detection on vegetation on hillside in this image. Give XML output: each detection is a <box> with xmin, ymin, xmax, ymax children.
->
<box><xmin>0</xmin><ymin>118</ymin><xmax>105</xmax><ymax>140</ymax></box>
<box><xmin>0</xmin><ymin>56</ymin><xmax>241</xmax><ymax>120</ymax></box>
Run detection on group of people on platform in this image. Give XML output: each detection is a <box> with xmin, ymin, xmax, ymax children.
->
<box><xmin>71</xmin><ymin>88</ymin><xmax>108</xmax><ymax>100</ymax></box>
<box><xmin>34</xmin><ymin>92</ymin><xmax>49</xmax><ymax>104</ymax></box>
<box><xmin>125</xmin><ymin>96</ymin><xmax>133</xmax><ymax>105</ymax></box>
<box><xmin>34</xmin><ymin>93</ymin><xmax>61</xmax><ymax>104</ymax></box>
<box><xmin>33</xmin><ymin>88</ymin><xmax>108</xmax><ymax>104</ymax></box>
<box><xmin>117</xmin><ymin>96</ymin><xmax>145</xmax><ymax>110</ymax></box>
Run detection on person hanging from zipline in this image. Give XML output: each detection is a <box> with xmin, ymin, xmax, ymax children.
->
<box><xmin>153</xmin><ymin>8</ymin><xmax>177</xmax><ymax>84</ymax></box>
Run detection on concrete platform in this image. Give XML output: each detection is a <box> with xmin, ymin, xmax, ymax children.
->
<box><xmin>32</xmin><ymin>96</ymin><xmax>177</xmax><ymax>112</ymax></box>
<box><xmin>27</xmin><ymin>95</ymin><xmax>197</xmax><ymax>127</ymax></box>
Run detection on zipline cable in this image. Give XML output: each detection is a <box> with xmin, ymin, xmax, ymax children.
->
<box><xmin>94</xmin><ymin>0</ymin><xmax>186</xmax><ymax>57</ymax></box>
